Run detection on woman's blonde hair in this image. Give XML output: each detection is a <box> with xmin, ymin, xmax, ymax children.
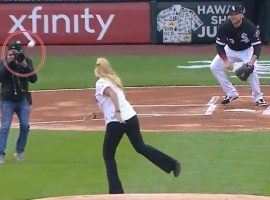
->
<box><xmin>94</xmin><ymin>57</ymin><xmax>123</xmax><ymax>89</ymax></box>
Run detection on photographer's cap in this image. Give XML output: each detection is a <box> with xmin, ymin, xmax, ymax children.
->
<box><xmin>229</xmin><ymin>5</ymin><xmax>245</xmax><ymax>15</ymax></box>
<box><xmin>8</xmin><ymin>40</ymin><xmax>23</xmax><ymax>51</ymax></box>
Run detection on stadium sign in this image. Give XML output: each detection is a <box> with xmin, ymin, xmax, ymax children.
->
<box><xmin>0</xmin><ymin>3</ymin><xmax>151</xmax><ymax>45</ymax></box>
<box><xmin>155</xmin><ymin>1</ymin><xmax>241</xmax><ymax>44</ymax></box>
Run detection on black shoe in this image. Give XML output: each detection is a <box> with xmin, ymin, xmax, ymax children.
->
<box><xmin>173</xmin><ymin>161</ymin><xmax>181</xmax><ymax>177</ymax></box>
<box><xmin>256</xmin><ymin>99</ymin><xmax>267</xmax><ymax>107</ymax></box>
<box><xmin>221</xmin><ymin>95</ymin><xmax>238</xmax><ymax>105</ymax></box>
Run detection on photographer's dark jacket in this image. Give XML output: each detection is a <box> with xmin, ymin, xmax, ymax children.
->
<box><xmin>0</xmin><ymin>57</ymin><xmax>37</xmax><ymax>104</ymax></box>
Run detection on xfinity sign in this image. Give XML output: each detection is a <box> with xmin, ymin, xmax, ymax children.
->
<box><xmin>9</xmin><ymin>6</ymin><xmax>115</xmax><ymax>40</ymax></box>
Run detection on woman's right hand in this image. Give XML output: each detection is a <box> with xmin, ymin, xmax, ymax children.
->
<box><xmin>115</xmin><ymin>111</ymin><xmax>124</xmax><ymax>123</ymax></box>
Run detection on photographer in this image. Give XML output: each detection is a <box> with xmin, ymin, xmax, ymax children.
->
<box><xmin>0</xmin><ymin>40</ymin><xmax>37</xmax><ymax>165</ymax></box>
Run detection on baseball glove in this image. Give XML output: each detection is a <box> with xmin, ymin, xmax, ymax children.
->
<box><xmin>235</xmin><ymin>62</ymin><xmax>254</xmax><ymax>81</ymax></box>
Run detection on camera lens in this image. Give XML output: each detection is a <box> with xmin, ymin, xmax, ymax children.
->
<box><xmin>15</xmin><ymin>51</ymin><xmax>25</xmax><ymax>63</ymax></box>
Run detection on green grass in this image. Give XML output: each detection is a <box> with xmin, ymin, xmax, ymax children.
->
<box><xmin>1</xmin><ymin>130</ymin><xmax>270</xmax><ymax>200</ymax></box>
<box><xmin>30</xmin><ymin>55</ymin><xmax>270</xmax><ymax>90</ymax></box>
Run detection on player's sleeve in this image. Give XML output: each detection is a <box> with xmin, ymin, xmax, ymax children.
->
<box><xmin>216</xmin><ymin>25</ymin><xmax>228</xmax><ymax>61</ymax></box>
<box><xmin>96</xmin><ymin>79</ymin><xmax>112</xmax><ymax>96</ymax></box>
<box><xmin>250</xmin><ymin>28</ymin><xmax>261</xmax><ymax>58</ymax></box>
<box><xmin>216</xmin><ymin>24</ymin><xmax>227</xmax><ymax>46</ymax></box>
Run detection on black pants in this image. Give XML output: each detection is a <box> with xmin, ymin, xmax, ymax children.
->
<box><xmin>103</xmin><ymin>115</ymin><xmax>177</xmax><ymax>194</ymax></box>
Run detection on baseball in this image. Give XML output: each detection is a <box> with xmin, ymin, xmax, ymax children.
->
<box><xmin>27</xmin><ymin>40</ymin><xmax>36</xmax><ymax>48</ymax></box>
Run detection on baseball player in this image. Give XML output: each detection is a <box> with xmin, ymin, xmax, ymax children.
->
<box><xmin>210</xmin><ymin>5</ymin><xmax>267</xmax><ymax>107</ymax></box>
<box><xmin>94</xmin><ymin>57</ymin><xmax>180</xmax><ymax>194</ymax></box>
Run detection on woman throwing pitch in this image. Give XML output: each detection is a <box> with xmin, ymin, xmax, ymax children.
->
<box><xmin>94</xmin><ymin>57</ymin><xmax>181</xmax><ymax>194</ymax></box>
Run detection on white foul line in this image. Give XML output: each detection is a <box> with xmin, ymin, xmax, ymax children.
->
<box><xmin>138</xmin><ymin>113</ymin><xmax>205</xmax><ymax>117</ymax></box>
<box><xmin>205</xmin><ymin>104</ymin><xmax>217</xmax><ymax>116</ymax></box>
<box><xmin>262</xmin><ymin>106</ymin><xmax>270</xmax><ymax>115</ymax></box>
<box><xmin>29</xmin><ymin>119</ymin><xmax>85</xmax><ymax>125</ymax></box>
<box><xmin>204</xmin><ymin>96</ymin><xmax>219</xmax><ymax>116</ymax></box>
<box><xmin>15</xmin><ymin>97</ymin><xmax>217</xmax><ymax>125</ymax></box>
<box><xmin>207</xmin><ymin>96</ymin><xmax>219</xmax><ymax>105</ymax></box>
<box><xmin>133</xmin><ymin>104</ymin><xmax>205</xmax><ymax>107</ymax></box>
<box><xmin>11</xmin><ymin>119</ymin><xmax>88</xmax><ymax>126</ymax></box>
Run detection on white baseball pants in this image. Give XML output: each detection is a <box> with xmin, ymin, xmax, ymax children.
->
<box><xmin>210</xmin><ymin>45</ymin><xmax>263</xmax><ymax>101</ymax></box>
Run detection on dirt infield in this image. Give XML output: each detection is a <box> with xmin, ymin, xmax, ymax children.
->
<box><xmin>10</xmin><ymin>86</ymin><xmax>270</xmax><ymax>132</ymax></box>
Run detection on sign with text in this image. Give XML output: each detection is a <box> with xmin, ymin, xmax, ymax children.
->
<box><xmin>0</xmin><ymin>3</ymin><xmax>151</xmax><ymax>45</ymax></box>
<box><xmin>156</xmin><ymin>1</ymin><xmax>241</xmax><ymax>44</ymax></box>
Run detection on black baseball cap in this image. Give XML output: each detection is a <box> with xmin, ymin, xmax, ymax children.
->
<box><xmin>229</xmin><ymin>5</ymin><xmax>245</xmax><ymax>15</ymax></box>
<box><xmin>8</xmin><ymin>40</ymin><xmax>23</xmax><ymax>51</ymax></box>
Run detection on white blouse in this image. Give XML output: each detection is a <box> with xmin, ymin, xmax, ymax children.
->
<box><xmin>95</xmin><ymin>78</ymin><xmax>136</xmax><ymax>124</ymax></box>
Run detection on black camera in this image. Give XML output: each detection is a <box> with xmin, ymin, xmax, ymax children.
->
<box><xmin>14</xmin><ymin>50</ymin><xmax>25</xmax><ymax>63</ymax></box>
<box><xmin>8</xmin><ymin>40</ymin><xmax>25</xmax><ymax>63</ymax></box>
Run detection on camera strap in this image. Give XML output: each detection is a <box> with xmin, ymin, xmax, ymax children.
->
<box><xmin>11</xmin><ymin>75</ymin><xmax>18</xmax><ymax>95</ymax></box>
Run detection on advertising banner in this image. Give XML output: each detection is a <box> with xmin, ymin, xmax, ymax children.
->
<box><xmin>0</xmin><ymin>3</ymin><xmax>151</xmax><ymax>45</ymax></box>
<box><xmin>155</xmin><ymin>1</ymin><xmax>241</xmax><ymax>44</ymax></box>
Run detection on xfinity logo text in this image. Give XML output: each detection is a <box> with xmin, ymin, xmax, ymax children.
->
<box><xmin>9</xmin><ymin>6</ymin><xmax>115</xmax><ymax>40</ymax></box>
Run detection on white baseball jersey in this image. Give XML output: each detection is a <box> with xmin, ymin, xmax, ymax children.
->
<box><xmin>95</xmin><ymin>78</ymin><xmax>136</xmax><ymax>124</ymax></box>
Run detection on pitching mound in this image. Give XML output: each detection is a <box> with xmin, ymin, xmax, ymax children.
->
<box><xmin>36</xmin><ymin>193</ymin><xmax>270</xmax><ymax>200</ymax></box>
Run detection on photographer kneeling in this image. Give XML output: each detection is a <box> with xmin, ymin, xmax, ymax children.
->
<box><xmin>0</xmin><ymin>40</ymin><xmax>37</xmax><ymax>165</ymax></box>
